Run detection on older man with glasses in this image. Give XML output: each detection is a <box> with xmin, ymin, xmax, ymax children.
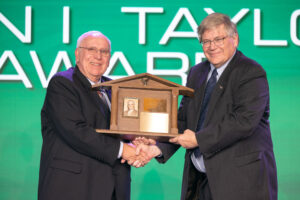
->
<box><xmin>38</xmin><ymin>31</ymin><xmax>146</xmax><ymax>200</ymax></box>
<box><xmin>135</xmin><ymin>13</ymin><xmax>278</xmax><ymax>200</ymax></box>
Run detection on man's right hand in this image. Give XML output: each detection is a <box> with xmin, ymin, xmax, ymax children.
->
<box><xmin>121</xmin><ymin>143</ymin><xmax>147</xmax><ymax>168</ymax></box>
<box><xmin>133</xmin><ymin>137</ymin><xmax>162</xmax><ymax>165</ymax></box>
<box><xmin>136</xmin><ymin>143</ymin><xmax>162</xmax><ymax>161</ymax></box>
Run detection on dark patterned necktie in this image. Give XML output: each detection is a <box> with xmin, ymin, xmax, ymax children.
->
<box><xmin>97</xmin><ymin>89</ymin><xmax>110</xmax><ymax>111</ymax></box>
<box><xmin>192</xmin><ymin>68</ymin><xmax>218</xmax><ymax>169</ymax></box>
<box><xmin>196</xmin><ymin>68</ymin><xmax>218</xmax><ymax>131</ymax></box>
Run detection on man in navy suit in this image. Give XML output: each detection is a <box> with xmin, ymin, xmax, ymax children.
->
<box><xmin>38</xmin><ymin>31</ymin><xmax>143</xmax><ymax>200</ymax></box>
<box><xmin>135</xmin><ymin>13</ymin><xmax>278</xmax><ymax>200</ymax></box>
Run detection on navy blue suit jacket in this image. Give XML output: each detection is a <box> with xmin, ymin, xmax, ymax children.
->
<box><xmin>157</xmin><ymin>50</ymin><xmax>277</xmax><ymax>200</ymax></box>
<box><xmin>38</xmin><ymin>66</ymin><xmax>130</xmax><ymax>200</ymax></box>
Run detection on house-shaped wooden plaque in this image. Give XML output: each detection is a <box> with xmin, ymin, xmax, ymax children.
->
<box><xmin>92</xmin><ymin>73</ymin><xmax>194</xmax><ymax>142</ymax></box>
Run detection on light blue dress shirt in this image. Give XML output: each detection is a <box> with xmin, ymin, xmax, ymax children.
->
<box><xmin>191</xmin><ymin>52</ymin><xmax>235</xmax><ymax>173</ymax></box>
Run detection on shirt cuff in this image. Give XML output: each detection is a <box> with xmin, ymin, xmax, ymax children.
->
<box><xmin>118</xmin><ymin>141</ymin><xmax>123</xmax><ymax>159</ymax></box>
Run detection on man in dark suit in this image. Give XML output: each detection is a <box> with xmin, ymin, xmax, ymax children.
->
<box><xmin>135</xmin><ymin>13</ymin><xmax>278</xmax><ymax>200</ymax></box>
<box><xmin>38</xmin><ymin>31</ymin><xmax>143</xmax><ymax>200</ymax></box>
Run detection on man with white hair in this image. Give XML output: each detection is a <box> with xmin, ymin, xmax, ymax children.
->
<box><xmin>38</xmin><ymin>31</ymin><xmax>142</xmax><ymax>200</ymax></box>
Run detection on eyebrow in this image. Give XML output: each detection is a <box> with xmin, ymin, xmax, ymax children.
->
<box><xmin>203</xmin><ymin>36</ymin><xmax>226</xmax><ymax>40</ymax></box>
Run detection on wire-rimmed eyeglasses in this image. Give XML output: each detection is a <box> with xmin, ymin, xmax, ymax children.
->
<box><xmin>79</xmin><ymin>47</ymin><xmax>110</xmax><ymax>57</ymax></box>
<box><xmin>201</xmin><ymin>36</ymin><xmax>228</xmax><ymax>48</ymax></box>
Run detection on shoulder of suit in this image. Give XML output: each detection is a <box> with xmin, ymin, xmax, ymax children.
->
<box><xmin>47</xmin><ymin>67</ymin><xmax>76</xmax><ymax>90</ymax></box>
<box><xmin>47</xmin><ymin>67</ymin><xmax>75</xmax><ymax>86</ymax></box>
<box><xmin>53</xmin><ymin>67</ymin><xmax>75</xmax><ymax>81</ymax></box>
<box><xmin>48</xmin><ymin>66</ymin><xmax>91</xmax><ymax>91</ymax></box>
<box><xmin>191</xmin><ymin>60</ymin><xmax>210</xmax><ymax>70</ymax></box>
<box><xmin>235</xmin><ymin>51</ymin><xmax>266</xmax><ymax>76</ymax></box>
<box><xmin>187</xmin><ymin>60</ymin><xmax>210</xmax><ymax>77</ymax></box>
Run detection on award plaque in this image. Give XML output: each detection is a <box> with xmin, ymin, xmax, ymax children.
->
<box><xmin>92</xmin><ymin>73</ymin><xmax>194</xmax><ymax>142</ymax></box>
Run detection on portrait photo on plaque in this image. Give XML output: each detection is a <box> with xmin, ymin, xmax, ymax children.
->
<box><xmin>123</xmin><ymin>97</ymin><xmax>139</xmax><ymax>118</ymax></box>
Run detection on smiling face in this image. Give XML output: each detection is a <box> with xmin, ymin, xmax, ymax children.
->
<box><xmin>127</xmin><ymin>100</ymin><xmax>135</xmax><ymax>111</ymax></box>
<box><xmin>202</xmin><ymin>24</ymin><xmax>238</xmax><ymax>68</ymax></box>
<box><xmin>75</xmin><ymin>35</ymin><xmax>111</xmax><ymax>82</ymax></box>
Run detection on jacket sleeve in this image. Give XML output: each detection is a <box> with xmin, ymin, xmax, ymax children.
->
<box><xmin>196</xmin><ymin>63</ymin><xmax>270</xmax><ymax>158</ymax></box>
<box><xmin>43</xmin><ymin>76</ymin><xmax>120</xmax><ymax>166</ymax></box>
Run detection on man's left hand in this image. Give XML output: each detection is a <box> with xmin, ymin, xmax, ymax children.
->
<box><xmin>169</xmin><ymin>129</ymin><xmax>198</xmax><ymax>149</ymax></box>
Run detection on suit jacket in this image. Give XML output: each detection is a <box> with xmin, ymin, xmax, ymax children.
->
<box><xmin>157</xmin><ymin>50</ymin><xmax>277</xmax><ymax>200</ymax></box>
<box><xmin>38</xmin><ymin>66</ymin><xmax>130</xmax><ymax>200</ymax></box>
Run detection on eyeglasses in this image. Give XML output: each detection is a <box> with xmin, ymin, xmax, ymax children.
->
<box><xmin>201</xmin><ymin>36</ymin><xmax>228</xmax><ymax>48</ymax></box>
<box><xmin>79</xmin><ymin>47</ymin><xmax>110</xmax><ymax>57</ymax></box>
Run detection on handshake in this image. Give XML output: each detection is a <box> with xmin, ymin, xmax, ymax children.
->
<box><xmin>120</xmin><ymin>137</ymin><xmax>161</xmax><ymax>168</ymax></box>
<box><xmin>120</xmin><ymin>129</ymin><xmax>199</xmax><ymax>168</ymax></box>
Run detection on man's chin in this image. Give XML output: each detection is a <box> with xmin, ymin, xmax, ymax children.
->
<box><xmin>209</xmin><ymin>59</ymin><xmax>224</xmax><ymax>68</ymax></box>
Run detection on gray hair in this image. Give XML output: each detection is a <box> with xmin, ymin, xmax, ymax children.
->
<box><xmin>76</xmin><ymin>31</ymin><xmax>111</xmax><ymax>50</ymax></box>
<box><xmin>197</xmin><ymin>13</ymin><xmax>238</xmax><ymax>43</ymax></box>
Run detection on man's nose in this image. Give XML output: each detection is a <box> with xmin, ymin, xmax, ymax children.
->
<box><xmin>209</xmin><ymin>41</ymin><xmax>217</xmax><ymax>49</ymax></box>
<box><xmin>94</xmin><ymin>51</ymin><xmax>103</xmax><ymax>59</ymax></box>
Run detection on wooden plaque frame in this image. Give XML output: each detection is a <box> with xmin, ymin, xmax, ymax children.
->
<box><xmin>92</xmin><ymin>73</ymin><xmax>194</xmax><ymax>141</ymax></box>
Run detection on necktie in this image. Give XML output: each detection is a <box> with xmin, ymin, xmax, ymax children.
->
<box><xmin>192</xmin><ymin>68</ymin><xmax>218</xmax><ymax>172</ymax></box>
<box><xmin>97</xmin><ymin>89</ymin><xmax>111</xmax><ymax>110</ymax></box>
<box><xmin>196</xmin><ymin>69</ymin><xmax>218</xmax><ymax>131</ymax></box>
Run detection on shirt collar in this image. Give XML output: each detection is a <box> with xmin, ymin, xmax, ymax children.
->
<box><xmin>87</xmin><ymin>78</ymin><xmax>101</xmax><ymax>86</ymax></box>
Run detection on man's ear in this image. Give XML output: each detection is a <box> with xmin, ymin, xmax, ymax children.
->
<box><xmin>233</xmin><ymin>33</ymin><xmax>239</xmax><ymax>47</ymax></box>
<box><xmin>75</xmin><ymin>48</ymin><xmax>79</xmax><ymax>63</ymax></box>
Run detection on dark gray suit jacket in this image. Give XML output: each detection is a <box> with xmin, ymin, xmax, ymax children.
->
<box><xmin>38</xmin><ymin>66</ymin><xmax>130</xmax><ymax>200</ymax></box>
<box><xmin>157</xmin><ymin>50</ymin><xmax>277</xmax><ymax>200</ymax></box>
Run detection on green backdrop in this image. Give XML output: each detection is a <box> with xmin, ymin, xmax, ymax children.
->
<box><xmin>1</xmin><ymin>0</ymin><xmax>299</xmax><ymax>199</ymax></box>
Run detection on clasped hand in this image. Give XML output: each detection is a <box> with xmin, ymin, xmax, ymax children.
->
<box><xmin>121</xmin><ymin>138</ymin><xmax>161</xmax><ymax>168</ymax></box>
<box><xmin>121</xmin><ymin>129</ymin><xmax>198</xmax><ymax>168</ymax></box>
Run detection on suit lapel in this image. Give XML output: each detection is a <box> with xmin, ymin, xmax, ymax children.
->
<box><xmin>204</xmin><ymin>51</ymin><xmax>241</xmax><ymax>126</ymax></box>
<box><xmin>190</xmin><ymin>64</ymin><xmax>211</xmax><ymax>130</ymax></box>
<box><xmin>74</xmin><ymin>66</ymin><xmax>110</xmax><ymax>118</ymax></box>
<box><xmin>203</xmin><ymin>81</ymin><xmax>225</xmax><ymax>126</ymax></box>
